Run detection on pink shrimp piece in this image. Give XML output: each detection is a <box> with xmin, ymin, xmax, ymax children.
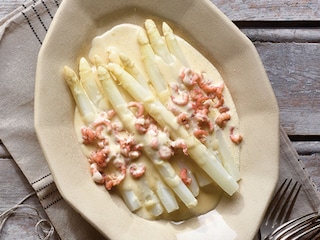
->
<box><xmin>89</xmin><ymin>147</ymin><xmax>110</xmax><ymax>168</ymax></box>
<box><xmin>158</xmin><ymin>145</ymin><xmax>174</xmax><ymax>160</ymax></box>
<box><xmin>106</xmin><ymin>109</ymin><xmax>116</xmax><ymax>119</ymax></box>
<box><xmin>91</xmin><ymin>119</ymin><xmax>113</xmax><ymax>140</ymax></box>
<box><xmin>171</xmin><ymin>90</ymin><xmax>189</xmax><ymax>106</ymax></box>
<box><xmin>96</xmin><ymin>137</ymin><xmax>109</xmax><ymax>149</ymax></box>
<box><xmin>177</xmin><ymin>112</ymin><xmax>190</xmax><ymax>128</ymax></box>
<box><xmin>213</xmin><ymin>96</ymin><xmax>224</xmax><ymax>108</ymax></box>
<box><xmin>230</xmin><ymin>127</ymin><xmax>243</xmax><ymax>145</ymax></box>
<box><xmin>147</xmin><ymin>123</ymin><xmax>159</xmax><ymax>136</ymax></box>
<box><xmin>128</xmin><ymin>102</ymin><xmax>149</xmax><ymax>134</ymax></box>
<box><xmin>171</xmin><ymin>139</ymin><xmax>188</xmax><ymax>155</ymax></box>
<box><xmin>212</xmin><ymin>83</ymin><xmax>225</xmax><ymax>108</ymax></box>
<box><xmin>129</xmin><ymin>163</ymin><xmax>146</xmax><ymax>179</ymax></box>
<box><xmin>195</xmin><ymin>96</ymin><xmax>211</xmax><ymax>109</ymax></box>
<box><xmin>167</xmin><ymin>103</ymin><xmax>181</xmax><ymax>116</ymax></box>
<box><xmin>215</xmin><ymin>112</ymin><xmax>231</xmax><ymax>129</ymax></box>
<box><xmin>150</xmin><ymin>137</ymin><xmax>159</xmax><ymax>150</ymax></box>
<box><xmin>194</xmin><ymin>111</ymin><xmax>214</xmax><ymax>133</ymax></box>
<box><xmin>128</xmin><ymin>101</ymin><xmax>144</xmax><ymax>118</ymax></box>
<box><xmin>219</xmin><ymin>106</ymin><xmax>230</xmax><ymax>113</ymax></box>
<box><xmin>105</xmin><ymin>174</ymin><xmax>124</xmax><ymax>190</ymax></box>
<box><xmin>179</xmin><ymin>67</ymin><xmax>199</xmax><ymax>86</ymax></box>
<box><xmin>118</xmin><ymin>136</ymin><xmax>134</xmax><ymax>157</ymax></box>
<box><xmin>134</xmin><ymin>118</ymin><xmax>148</xmax><ymax>134</ymax></box>
<box><xmin>104</xmin><ymin>164</ymin><xmax>126</xmax><ymax>190</ymax></box>
<box><xmin>112</xmin><ymin>120</ymin><xmax>124</xmax><ymax>132</ymax></box>
<box><xmin>94</xmin><ymin>125</ymin><xmax>107</xmax><ymax>140</ymax></box>
<box><xmin>133</xmin><ymin>143</ymin><xmax>144</xmax><ymax>151</ymax></box>
<box><xmin>180</xmin><ymin>168</ymin><xmax>192</xmax><ymax>186</ymax></box>
<box><xmin>92</xmin><ymin>118</ymin><xmax>112</xmax><ymax>129</ymax></box>
<box><xmin>128</xmin><ymin>151</ymin><xmax>141</xmax><ymax>160</ymax></box>
<box><xmin>193</xmin><ymin>129</ymin><xmax>209</xmax><ymax>143</ymax></box>
<box><xmin>81</xmin><ymin>126</ymin><xmax>97</xmax><ymax>144</ymax></box>
<box><xmin>190</xmin><ymin>89</ymin><xmax>205</xmax><ymax>101</ymax></box>
<box><xmin>90</xmin><ymin>163</ymin><xmax>105</xmax><ymax>184</ymax></box>
<box><xmin>197</xmin><ymin>75</ymin><xmax>218</xmax><ymax>93</ymax></box>
<box><xmin>215</xmin><ymin>83</ymin><xmax>224</xmax><ymax>99</ymax></box>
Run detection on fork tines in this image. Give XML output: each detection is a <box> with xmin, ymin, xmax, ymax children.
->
<box><xmin>268</xmin><ymin>212</ymin><xmax>320</xmax><ymax>240</ymax></box>
<box><xmin>265</xmin><ymin>179</ymin><xmax>301</xmax><ymax>226</ymax></box>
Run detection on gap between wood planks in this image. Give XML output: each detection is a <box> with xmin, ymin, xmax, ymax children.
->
<box><xmin>289</xmin><ymin>136</ymin><xmax>320</xmax><ymax>156</ymax></box>
<box><xmin>234</xmin><ymin>21</ymin><xmax>320</xmax><ymax>43</ymax></box>
<box><xmin>235</xmin><ymin>21</ymin><xmax>320</xmax><ymax>28</ymax></box>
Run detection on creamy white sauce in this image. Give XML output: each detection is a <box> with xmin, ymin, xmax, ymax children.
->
<box><xmin>74</xmin><ymin>22</ymin><xmax>241</xmax><ymax>221</ymax></box>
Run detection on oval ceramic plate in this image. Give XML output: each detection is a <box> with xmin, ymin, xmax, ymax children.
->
<box><xmin>35</xmin><ymin>0</ymin><xmax>279</xmax><ymax>239</ymax></box>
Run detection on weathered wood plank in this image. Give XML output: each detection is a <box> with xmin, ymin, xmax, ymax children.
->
<box><xmin>212</xmin><ymin>0</ymin><xmax>320</xmax><ymax>21</ymax></box>
<box><xmin>241</xmin><ymin>28</ymin><xmax>320</xmax><ymax>43</ymax></box>
<box><xmin>1</xmin><ymin>0</ymin><xmax>320</xmax><ymax>22</ymax></box>
<box><xmin>299</xmin><ymin>153</ymin><xmax>320</xmax><ymax>192</ymax></box>
<box><xmin>292</xmin><ymin>141</ymin><xmax>320</xmax><ymax>155</ymax></box>
<box><xmin>253</xmin><ymin>42</ymin><xmax>320</xmax><ymax>136</ymax></box>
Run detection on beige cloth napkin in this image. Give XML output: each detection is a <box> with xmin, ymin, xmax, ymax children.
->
<box><xmin>0</xmin><ymin>0</ymin><xmax>319</xmax><ymax>239</ymax></box>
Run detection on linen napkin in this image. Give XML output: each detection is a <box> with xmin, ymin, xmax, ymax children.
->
<box><xmin>0</xmin><ymin>1</ymin><xmax>105</xmax><ymax>239</ymax></box>
<box><xmin>0</xmin><ymin>0</ymin><xmax>319</xmax><ymax>239</ymax></box>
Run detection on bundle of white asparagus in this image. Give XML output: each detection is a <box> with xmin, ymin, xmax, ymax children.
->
<box><xmin>63</xmin><ymin>19</ymin><xmax>242</xmax><ymax>220</ymax></box>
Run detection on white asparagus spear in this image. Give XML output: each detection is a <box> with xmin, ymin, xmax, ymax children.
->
<box><xmin>120</xmin><ymin>189</ymin><xmax>142</xmax><ymax>212</ymax></box>
<box><xmin>144</xmin><ymin>19</ymin><xmax>174</xmax><ymax>64</ymax></box>
<box><xmin>139</xmin><ymin>177</ymin><xmax>164</xmax><ymax>217</ymax></box>
<box><xmin>119</xmin><ymin>54</ymin><xmax>150</xmax><ymax>90</ymax></box>
<box><xmin>162</xmin><ymin>21</ymin><xmax>189</xmax><ymax>67</ymax></box>
<box><xmin>215</xmin><ymin>129</ymin><xmax>241</xmax><ymax>181</ymax></box>
<box><xmin>156</xmin><ymin>180</ymin><xmax>179</xmax><ymax>213</ymax></box>
<box><xmin>107</xmin><ymin>63</ymin><xmax>239</xmax><ymax>196</ymax></box>
<box><xmin>63</xmin><ymin>66</ymin><xmax>98</xmax><ymax>124</ymax></box>
<box><xmin>79</xmin><ymin>57</ymin><xmax>109</xmax><ymax>111</ymax></box>
<box><xmin>137</xmin><ymin>29</ymin><xmax>168</xmax><ymax>94</ymax></box>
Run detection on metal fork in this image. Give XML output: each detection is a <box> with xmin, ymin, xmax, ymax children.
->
<box><xmin>266</xmin><ymin>212</ymin><xmax>320</xmax><ymax>240</ymax></box>
<box><xmin>259</xmin><ymin>179</ymin><xmax>301</xmax><ymax>240</ymax></box>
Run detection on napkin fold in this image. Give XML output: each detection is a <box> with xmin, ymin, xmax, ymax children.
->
<box><xmin>0</xmin><ymin>0</ymin><xmax>319</xmax><ymax>239</ymax></box>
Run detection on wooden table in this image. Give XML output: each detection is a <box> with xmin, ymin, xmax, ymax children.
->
<box><xmin>1</xmin><ymin>0</ymin><xmax>319</xmax><ymax>239</ymax></box>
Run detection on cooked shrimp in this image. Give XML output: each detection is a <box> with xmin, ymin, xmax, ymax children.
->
<box><xmin>219</xmin><ymin>106</ymin><xmax>230</xmax><ymax>113</ymax></box>
<box><xmin>134</xmin><ymin>117</ymin><xmax>148</xmax><ymax>134</ymax></box>
<box><xmin>89</xmin><ymin>147</ymin><xmax>110</xmax><ymax>168</ymax></box>
<box><xmin>177</xmin><ymin>112</ymin><xmax>190</xmax><ymax>128</ymax></box>
<box><xmin>180</xmin><ymin>168</ymin><xmax>192</xmax><ymax>186</ymax></box>
<box><xmin>193</xmin><ymin>129</ymin><xmax>209</xmax><ymax>143</ymax></box>
<box><xmin>128</xmin><ymin>101</ymin><xmax>144</xmax><ymax>117</ymax></box>
<box><xmin>230</xmin><ymin>127</ymin><xmax>243</xmax><ymax>145</ymax></box>
<box><xmin>81</xmin><ymin>126</ymin><xmax>97</xmax><ymax>144</ymax></box>
<box><xmin>197</xmin><ymin>75</ymin><xmax>218</xmax><ymax>93</ymax></box>
<box><xmin>130</xmin><ymin>163</ymin><xmax>146</xmax><ymax>178</ymax></box>
<box><xmin>215</xmin><ymin>112</ymin><xmax>231</xmax><ymax>129</ymax></box>
<box><xmin>179</xmin><ymin>67</ymin><xmax>199</xmax><ymax>86</ymax></box>
<box><xmin>171</xmin><ymin>90</ymin><xmax>189</xmax><ymax>106</ymax></box>
<box><xmin>158</xmin><ymin>145</ymin><xmax>174</xmax><ymax>160</ymax></box>
<box><xmin>194</xmin><ymin>111</ymin><xmax>214</xmax><ymax>132</ymax></box>
<box><xmin>90</xmin><ymin>163</ymin><xmax>105</xmax><ymax>184</ymax></box>
<box><xmin>170</xmin><ymin>138</ymin><xmax>188</xmax><ymax>155</ymax></box>
<box><xmin>104</xmin><ymin>163</ymin><xmax>126</xmax><ymax>190</ymax></box>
